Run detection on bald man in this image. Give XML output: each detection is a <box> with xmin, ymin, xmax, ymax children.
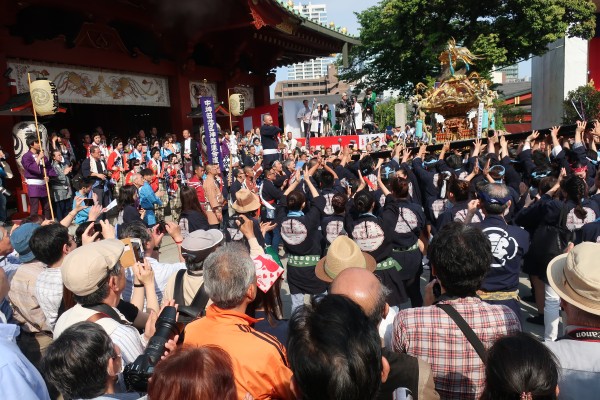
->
<box><xmin>260</xmin><ymin>114</ymin><xmax>282</xmax><ymax>167</ymax></box>
<box><xmin>331</xmin><ymin>268</ymin><xmax>439</xmax><ymax>400</ymax></box>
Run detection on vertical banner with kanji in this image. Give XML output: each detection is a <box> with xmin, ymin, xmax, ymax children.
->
<box><xmin>201</xmin><ymin>96</ymin><xmax>223</xmax><ymax>169</ymax></box>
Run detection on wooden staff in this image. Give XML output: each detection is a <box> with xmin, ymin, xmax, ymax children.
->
<box><xmin>27</xmin><ymin>73</ymin><xmax>55</xmax><ymax>220</ymax></box>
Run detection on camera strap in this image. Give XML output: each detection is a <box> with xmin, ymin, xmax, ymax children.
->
<box><xmin>174</xmin><ymin>270</ymin><xmax>209</xmax><ymax>317</ymax></box>
<box><xmin>84</xmin><ymin>303</ymin><xmax>126</xmax><ymax>325</ymax></box>
<box><xmin>436</xmin><ymin>303</ymin><xmax>486</xmax><ymax>363</ymax></box>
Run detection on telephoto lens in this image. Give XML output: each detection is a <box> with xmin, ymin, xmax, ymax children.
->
<box><xmin>123</xmin><ymin>306</ymin><xmax>181</xmax><ymax>392</ymax></box>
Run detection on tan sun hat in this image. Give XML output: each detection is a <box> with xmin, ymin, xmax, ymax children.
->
<box><xmin>232</xmin><ymin>189</ymin><xmax>261</xmax><ymax>213</ymax></box>
<box><xmin>315</xmin><ymin>236</ymin><xmax>376</xmax><ymax>283</ymax></box>
<box><xmin>547</xmin><ymin>242</ymin><xmax>600</xmax><ymax>316</ymax></box>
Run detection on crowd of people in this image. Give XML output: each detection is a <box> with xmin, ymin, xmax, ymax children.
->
<box><xmin>1</xmin><ymin>117</ymin><xmax>600</xmax><ymax>399</ymax></box>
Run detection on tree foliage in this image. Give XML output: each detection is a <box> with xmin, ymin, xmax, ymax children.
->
<box><xmin>563</xmin><ymin>83</ymin><xmax>600</xmax><ymax>124</ymax></box>
<box><xmin>339</xmin><ymin>0</ymin><xmax>596</xmax><ymax>96</ymax></box>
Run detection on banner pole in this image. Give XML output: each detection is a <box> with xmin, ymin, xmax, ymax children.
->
<box><xmin>27</xmin><ymin>73</ymin><xmax>55</xmax><ymax>220</ymax></box>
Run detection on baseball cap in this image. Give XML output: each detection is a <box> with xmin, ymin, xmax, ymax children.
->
<box><xmin>61</xmin><ymin>239</ymin><xmax>125</xmax><ymax>296</ymax></box>
<box><xmin>10</xmin><ymin>223</ymin><xmax>40</xmax><ymax>263</ymax></box>
<box><xmin>181</xmin><ymin>229</ymin><xmax>224</xmax><ymax>263</ymax></box>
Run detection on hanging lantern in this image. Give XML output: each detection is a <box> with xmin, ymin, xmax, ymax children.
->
<box><xmin>30</xmin><ymin>78</ymin><xmax>59</xmax><ymax>116</ymax></box>
<box><xmin>229</xmin><ymin>93</ymin><xmax>245</xmax><ymax>116</ymax></box>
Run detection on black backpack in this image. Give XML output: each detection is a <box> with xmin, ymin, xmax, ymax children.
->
<box><xmin>173</xmin><ymin>269</ymin><xmax>209</xmax><ymax>325</ymax></box>
<box><xmin>526</xmin><ymin>204</ymin><xmax>573</xmax><ymax>281</ymax></box>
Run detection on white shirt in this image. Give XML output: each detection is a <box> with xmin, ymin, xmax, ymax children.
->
<box><xmin>35</xmin><ymin>267</ymin><xmax>63</xmax><ymax>330</ymax></box>
<box><xmin>123</xmin><ymin>257</ymin><xmax>186</xmax><ymax>305</ymax></box>
<box><xmin>54</xmin><ymin>304</ymin><xmax>146</xmax><ymax>365</ymax></box>
<box><xmin>297</xmin><ymin>106</ymin><xmax>311</xmax><ymax>123</ymax></box>
<box><xmin>183</xmin><ymin>138</ymin><xmax>191</xmax><ymax>155</ymax></box>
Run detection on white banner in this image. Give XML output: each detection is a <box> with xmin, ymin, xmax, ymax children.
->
<box><xmin>190</xmin><ymin>81</ymin><xmax>217</xmax><ymax>108</ymax></box>
<box><xmin>8</xmin><ymin>60</ymin><xmax>170</xmax><ymax>107</ymax></box>
<box><xmin>358</xmin><ymin>133</ymin><xmax>385</xmax><ymax>150</ymax></box>
<box><xmin>477</xmin><ymin>102</ymin><xmax>484</xmax><ymax>138</ymax></box>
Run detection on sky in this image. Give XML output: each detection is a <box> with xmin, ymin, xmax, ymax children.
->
<box><xmin>271</xmin><ymin>1</ymin><xmax>531</xmax><ymax>94</ymax></box>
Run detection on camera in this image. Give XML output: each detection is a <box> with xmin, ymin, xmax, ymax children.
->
<box><xmin>227</xmin><ymin>215</ymin><xmax>243</xmax><ymax>229</ymax></box>
<box><xmin>156</xmin><ymin>220</ymin><xmax>167</xmax><ymax>235</ymax></box>
<box><xmin>123</xmin><ymin>306</ymin><xmax>181</xmax><ymax>392</ymax></box>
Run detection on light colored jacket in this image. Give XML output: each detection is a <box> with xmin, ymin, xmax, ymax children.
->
<box><xmin>51</xmin><ymin>160</ymin><xmax>72</xmax><ymax>201</ymax></box>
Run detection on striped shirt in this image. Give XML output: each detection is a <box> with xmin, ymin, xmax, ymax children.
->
<box><xmin>8</xmin><ymin>261</ymin><xmax>51</xmax><ymax>333</ymax></box>
<box><xmin>35</xmin><ymin>267</ymin><xmax>63</xmax><ymax>330</ymax></box>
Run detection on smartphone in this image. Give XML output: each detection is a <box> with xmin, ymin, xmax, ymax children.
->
<box><xmin>83</xmin><ymin>198</ymin><xmax>94</xmax><ymax>207</ymax></box>
<box><xmin>487</xmin><ymin>129</ymin><xmax>495</xmax><ymax>137</ymax></box>
<box><xmin>130</xmin><ymin>238</ymin><xmax>145</xmax><ymax>263</ymax></box>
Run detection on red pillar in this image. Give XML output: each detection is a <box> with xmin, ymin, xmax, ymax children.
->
<box><xmin>589</xmin><ymin>37</ymin><xmax>600</xmax><ymax>90</ymax></box>
<box><xmin>168</xmin><ymin>73</ymin><xmax>193</xmax><ymax>140</ymax></box>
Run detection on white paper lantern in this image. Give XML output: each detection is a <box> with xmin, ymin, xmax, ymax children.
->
<box><xmin>30</xmin><ymin>79</ymin><xmax>59</xmax><ymax>116</ymax></box>
<box><xmin>229</xmin><ymin>94</ymin><xmax>245</xmax><ymax>117</ymax></box>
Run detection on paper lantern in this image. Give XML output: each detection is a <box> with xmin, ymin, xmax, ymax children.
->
<box><xmin>229</xmin><ymin>93</ymin><xmax>245</xmax><ymax>117</ymax></box>
<box><xmin>30</xmin><ymin>79</ymin><xmax>59</xmax><ymax>116</ymax></box>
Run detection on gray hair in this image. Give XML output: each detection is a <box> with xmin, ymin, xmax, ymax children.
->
<box><xmin>479</xmin><ymin>182</ymin><xmax>510</xmax><ymax>215</ymax></box>
<box><xmin>203</xmin><ymin>243</ymin><xmax>256</xmax><ymax>309</ymax></box>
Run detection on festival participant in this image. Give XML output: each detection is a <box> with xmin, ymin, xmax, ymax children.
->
<box><xmin>128</xmin><ymin>141</ymin><xmax>144</xmax><ymax>166</ymax></box>
<box><xmin>347</xmin><ymin>181</ymin><xmax>403</xmax><ymax>307</ymax></box>
<box><xmin>436</xmin><ymin>175</ymin><xmax>483</xmax><ymax>231</ymax></box>
<box><xmin>260</xmin><ymin>114</ymin><xmax>282</xmax><ymax>167</ymax></box>
<box><xmin>516</xmin><ymin>173</ymin><xmax>599</xmax><ymax>336</ymax></box>
<box><xmin>320</xmin><ymin>192</ymin><xmax>348</xmax><ymax>249</ymax></box>
<box><xmin>50</xmin><ymin>149</ymin><xmax>73</xmax><ymax>220</ymax></box>
<box><xmin>21</xmin><ymin>136</ymin><xmax>57</xmax><ymax>219</ymax></box>
<box><xmin>165</xmin><ymin>153</ymin><xmax>183</xmax><ymax>221</ymax></box>
<box><xmin>124</xmin><ymin>158</ymin><xmax>141</xmax><ymax>185</ymax></box>
<box><xmin>203</xmin><ymin>163</ymin><xmax>224</xmax><ymax>229</ymax></box>
<box><xmin>388</xmin><ymin>175</ymin><xmax>428</xmax><ymax>307</ymax></box>
<box><xmin>188</xmin><ymin>164</ymin><xmax>206</xmax><ymax>212</ymax></box>
<box><xmin>106</xmin><ymin>137</ymin><xmax>125</xmax><ymax>197</ymax></box>
<box><xmin>182</xmin><ymin>129</ymin><xmax>200</xmax><ymax>179</ymax></box>
<box><xmin>468</xmin><ymin>182</ymin><xmax>530</xmax><ymax>322</ymax></box>
<box><xmin>147</xmin><ymin>147</ymin><xmax>167</xmax><ymax>221</ymax></box>
<box><xmin>81</xmin><ymin>145</ymin><xmax>111</xmax><ymax>207</ymax></box>
<box><xmin>277</xmin><ymin>168</ymin><xmax>327</xmax><ymax>313</ymax></box>
<box><xmin>297</xmin><ymin>99</ymin><xmax>311</xmax><ymax>138</ymax></box>
<box><xmin>310</xmin><ymin>103</ymin><xmax>325</xmax><ymax>137</ymax></box>
<box><xmin>138</xmin><ymin>168</ymin><xmax>163</xmax><ymax>226</ymax></box>
<box><xmin>260</xmin><ymin>167</ymin><xmax>284</xmax><ymax>253</ymax></box>
<box><xmin>352</xmin><ymin>95</ymin><xmax>363</xmax><ymax>134</ymax></box>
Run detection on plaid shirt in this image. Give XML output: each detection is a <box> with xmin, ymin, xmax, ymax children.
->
<box><xmin>392</xmin><ymin>297</ymin><xmax>521</xmax><ymax>400</ymax></box>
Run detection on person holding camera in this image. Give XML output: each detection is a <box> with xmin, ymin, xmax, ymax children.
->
<box><xmin>21</xmin><ymin>136</ymin><xmax>57</xmax><ymax>219</ymax></box>
<box><xmin>54</xmin><ymin>239</ymin><xmax>166</xmax><ymax>365</ymax></box>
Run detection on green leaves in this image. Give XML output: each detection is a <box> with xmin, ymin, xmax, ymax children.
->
<box><xmin>338</xmin><ymin>0</ymin><xmax>597</xmax><ymax>96</ymax></box>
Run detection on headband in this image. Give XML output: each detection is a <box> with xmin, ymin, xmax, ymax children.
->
<box><xmin>478</xmin><ymin>190</ymin><xmax>511</xmax><ymax>205</ymax></box>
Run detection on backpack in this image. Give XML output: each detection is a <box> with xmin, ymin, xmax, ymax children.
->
<box><xmin>526</xmin><ymin>204</ymin><xmax>573</xmax><ymax>281</ymax></box>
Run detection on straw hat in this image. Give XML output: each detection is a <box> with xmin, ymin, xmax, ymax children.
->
<box><xmin>232</xmin><ymin>189</ymin><xmax>260</xmax><ymax>213</ymax></box>
<box><xmin>547</xmin><ymin>242</ymin><xmax>600</xmax><ymax>316</ymax></box>
<box><xmin>315</xmin><ymin>236</ymin><xmax>376</xmax><ymax>283</ymax></box>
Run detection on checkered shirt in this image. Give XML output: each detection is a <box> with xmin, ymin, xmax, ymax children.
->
<box><xmin>392</xmin><ymin>297</ymin><xmax>521</xmax><ymax>400</ymax></box>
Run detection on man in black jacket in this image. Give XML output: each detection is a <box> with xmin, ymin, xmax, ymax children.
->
<box><xmin>260</xmin><ymin>114</ymin><xmax>282</xmax><ymax>168</ymax></box>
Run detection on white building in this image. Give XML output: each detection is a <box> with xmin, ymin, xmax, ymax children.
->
<box><xmin>287</xmin><ymin>2</ymin><xmax>333</xmax><ymax>80</ymax></box>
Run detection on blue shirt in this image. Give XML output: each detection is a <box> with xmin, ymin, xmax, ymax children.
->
<box><xmin>139</xmin><ymin>182</ymin><xmax>162</xmax><ymax>225</ymax></box>
<box><xmin>0</xmin><ymin>323</ymin><xmax>50</xmax><ymax>400</ymax></box>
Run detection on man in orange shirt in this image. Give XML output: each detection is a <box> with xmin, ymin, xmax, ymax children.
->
<box><xmin>184</xmin><ymin>243</ymin><xmax>294</xmax><ymax>400</ymax></box>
